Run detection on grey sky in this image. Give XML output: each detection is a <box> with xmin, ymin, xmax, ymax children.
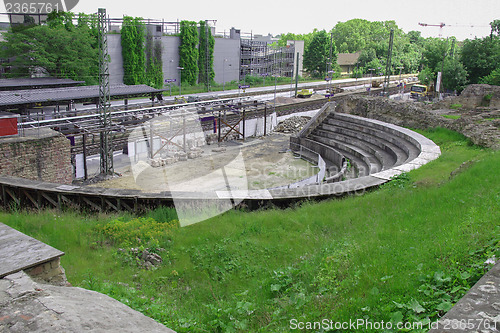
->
<box><xmin>4</xmin><ymin>0</ymin><xmax>499</xmax><ymax>40</ymax></box>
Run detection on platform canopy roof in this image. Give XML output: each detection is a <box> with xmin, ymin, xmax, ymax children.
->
<box><xmin>0</xmin><ymin>77</ymin><xmax>85</xmax><ymax>91</ymax></box>
<box><xmin>0</xmin><ymin>84</ymin><xmax>164</xmax><ymax>108</ymax></box>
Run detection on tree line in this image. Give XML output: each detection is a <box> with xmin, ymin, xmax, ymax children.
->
<box><xmin>1</xmin><ymin>16</ymin><xmax>498</xmax><ymax>91</ymax></box>
<box><xmin>279</xmin><ymin>18</ymin><xmax>500</xmax><ymax>91</ymax></box>
<box><xmin>0</xmin><ymin>14</ymin><xmax>215</xmax><ymax>89</ymax></box>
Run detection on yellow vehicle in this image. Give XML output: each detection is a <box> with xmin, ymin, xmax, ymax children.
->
<box><xmin>297</xmin><ymin>89</ymin><xmax>313</xmax><ymax>98</ymax></box>
<box><xmin>410</xmin><ymin>84</ymin><xmax>429</xmax><ymax>99</ymax></box>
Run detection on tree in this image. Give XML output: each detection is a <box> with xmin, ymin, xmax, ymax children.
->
<box><xmin>0</xmin><ymin>19</ymin><xmax>98</xmax><ymax>84</ymax></box>
<box><xmin>46</xmin><ymin>11</ymin><xmax>75</xmax><ymax>30</ymax></box>
<box><xmin>277</xmin><ymin>32</ymin><xmax>314</xmax><ymax>49</ymax></box>
<box><xmin>461</xmin><ymin>37</ymin><xmax>500</xmax><ymax>84</ymax></box>
<box><xmin>441</xmin><ymin>57</ymin><xmax>468</xmax><ymax>92</ymax></box>
<box><xmin>303</xmin><ymin>30</ymin><xmax>334</xmax><ymax>78</ymax></box>
<box><xmin>179</xmin><ymin>20</ymin><xmax>198</xmax><ymax>86</ymax></box>
<box><xmin>408</xmin><ymin>31</ymin><xmax>424</xmax><ymax>45</ymax></box>
<box><xmin>421</xmin><ymin>38</ymin><xmax>448</xmax><ymax>72</ymax></box>
<box><xmin>491</xmin><ymin>20</ymin><xmax>500</xmax><ymax>37</ymax></box>
<box><xmin>331</xmin><ymin>19</ymin><xmax>371</xmax><ymax>53</ymax></box>
<box><xmin>418</xmin><ymin>67</ymin><xmax>435</xmax><ymax>87</ymax></box>
<box><xmin>480</xmin><ymin>68</ymin><xmax>500</xmax><ymax>86</ymax></box>
<box><xmin>331</xmin><ymin>19</ymin><xmax>421</xmax><ymax>75</ymax></box>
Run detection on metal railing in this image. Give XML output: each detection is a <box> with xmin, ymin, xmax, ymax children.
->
<box><xmin>272</xmin><ymin>143</ymin><xmax>326</xmax><ymax>190</ymax></box>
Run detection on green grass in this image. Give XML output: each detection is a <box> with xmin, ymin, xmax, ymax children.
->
<box><xmin>442</xmin><ymin>114</ymin><xmax>461</xmax><ymax>120</ymax></box>
<box><xmin>449</xmin><ymin>103</ymin><xmax>462</xmax><ymax>110</ymax></box>
<box><xmin>1</xmin><ymin>128</ymin><xmax>500</xmax><ymax>332</ymax></box>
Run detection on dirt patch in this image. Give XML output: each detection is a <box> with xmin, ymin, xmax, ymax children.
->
<box><xmin>90</xmin><ymin>133</ymin><xmax>317</xmax><ymax>192</ymax></box>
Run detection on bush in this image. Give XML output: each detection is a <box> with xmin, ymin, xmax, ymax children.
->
<box><xmin>95</xmin><ymin>217</ymin><xmax>178</xmax><ymax>247</ymax></box>
<box><xmin>480</xmin><ymin>68</ymin><xmax>500</xmax><ymax>86</ymax></box>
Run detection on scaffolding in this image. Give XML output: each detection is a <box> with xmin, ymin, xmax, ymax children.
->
<box><xmin>240</xmin><ymin>39</ymin><xmax>296</xmax><ymax>81</ymax></box>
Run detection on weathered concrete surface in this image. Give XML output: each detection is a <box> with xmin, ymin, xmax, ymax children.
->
<box><xmin>0</xmin><ymin>223</ymin><xmax>64</xmax><ymax>279</ymax></box>
<box><xmin>429</xmin><ymin>261</ymin><xmax>500</xmax><ymax>332</ymax></box>
<box><xmin>0</xmin><ymin>271</ymin><xmax>176</xmax><ymax>333</ymax></box>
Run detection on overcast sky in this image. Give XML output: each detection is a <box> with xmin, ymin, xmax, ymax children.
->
<box><xmin>4</xmin><ymin>0</ymin><xmax>499</xmax><ymax>40</ymax></box>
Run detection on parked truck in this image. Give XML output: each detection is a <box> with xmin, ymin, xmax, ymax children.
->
<box><xmin>296</xmin><ymin>89</ymin><xmax>313</xmax><ymax>98</ymax></box>
<box><xmin>410</xmin><ymin>84</ymin><xmax>429</xmax><ymax>100</ymax></box>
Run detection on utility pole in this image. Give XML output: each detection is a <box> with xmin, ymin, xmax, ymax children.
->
<box><xmin>205</xmin><ymin>20</ymin><xmax>211</xmax><ymax>92</ymax></box>
<box><xmin>438</xmin><ymin>38</ymin><xmax>449</xmax><ymax>97</ymax></box>
<box><xmin>328</xmin><ymin>31</ymin><xmax>333</xmax><ymax>94</ymax></box>
<box><xmin>383</xmin><ymin>29</ymin><xmax>394</xmax><ymax>96</ymax></box>
<box><xmin>294</xmin><ymin>52</ymin><xmax>300</xmax><ymax>97</ymax></box>
<box><xmin>98</xmin><ymin>8</ymin><xmax>113</xmax><ymax>176</ymax></box>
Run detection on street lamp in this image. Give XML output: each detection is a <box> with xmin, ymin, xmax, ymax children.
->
<box><xmin>177</xmin><ymin>66</ymin><xmax>184</xmax><ymax>96</ymax></box>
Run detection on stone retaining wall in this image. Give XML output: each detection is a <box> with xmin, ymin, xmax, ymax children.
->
<box><xmin>0</xmin><ymin>128</ymin><xmax>72</xmax><ymax>184</ymax></box>
<box><xmin>24</xmin><ymin>257</ymin><xmax>68</xmax><ymax>286</ymax></box>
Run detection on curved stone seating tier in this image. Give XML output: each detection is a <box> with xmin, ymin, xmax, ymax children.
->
<box><xmin>0</xmin><ymin>103</ymin><xmax>441</xmax><ymax>212</ymax></box>
<box><xmin>289</xmin><ymin>102</ymin><xmax>441</xmax><ymax>190</ymax></box>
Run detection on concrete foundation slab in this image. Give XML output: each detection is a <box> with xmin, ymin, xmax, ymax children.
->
<box><xmin>0</xmin><ymin>223</ymin><xmax>64</xmax><ymax>278</ymax></box>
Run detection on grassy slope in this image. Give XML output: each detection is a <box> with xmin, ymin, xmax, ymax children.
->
<box><xmin>1</xmin><ymin>128</ymin><xmax>499</xmax><ymax>332</ymax></box>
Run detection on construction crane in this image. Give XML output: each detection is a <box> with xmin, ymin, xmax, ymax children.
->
<box><xmin>419</xmin><ymin>22</ymin><xmax>490</xmax><ymax>38</ymax></box>
<box><xmin>419</xmin><ymin>22</ymin><xmax>446</xmax><ymax>28</ymax></box>
<box><xmin>419</xmin><ymin>22</ymin><xmax>446</xmax><ymax>37</ymax></box>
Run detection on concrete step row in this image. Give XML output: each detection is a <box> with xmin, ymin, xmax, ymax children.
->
<box><xmin>304</xmin><ymin>112</ymin><xmax>421</xmax><ymax>179</ymax></box>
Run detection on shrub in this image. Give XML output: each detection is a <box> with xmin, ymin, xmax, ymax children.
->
<box><xmin>95</xmin><ymin>217</ymin><xmax>178</xmax><ymax>247</ymax></box>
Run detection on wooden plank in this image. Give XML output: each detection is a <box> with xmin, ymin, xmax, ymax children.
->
<box><xmin>0</xmin><ymin>223</ymin><xmax>64</xmax><ymax>278</ymax></box>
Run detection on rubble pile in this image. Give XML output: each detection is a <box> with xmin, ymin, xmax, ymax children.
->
<box><xmin>148</xmin><ymin>148</ymin><xmax>203</xmax><ymax>167</ymax></box>
<box><xmin>206</xmin><ymin>129</ymin><xmax>240</xmax><ymax>145</ymax></box>
<box><xmin>118</xmin><ymin>247</ymin><xmax>164</xmax><ymax>270</ymax></box>
<box><xmin>274</xmin><ymin>116</ymin><xmax>311</xmax><ymax>133</ymax></box>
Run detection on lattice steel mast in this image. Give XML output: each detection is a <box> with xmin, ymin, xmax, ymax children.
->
<box><xmin>98</xmin><ymin>8</ymin><xmax>113</xmax><ymax>175</ymax></box>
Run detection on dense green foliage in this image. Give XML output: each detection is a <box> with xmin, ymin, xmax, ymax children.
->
<box><xmin>179</xmin><ymin>21</ymin><xmax>199</xmax><ymax>86</ymax></box>
<box><xmin>121</xmin><ymin>16</ymin><xmax>146</xmax><ymax>85</ymax></box>
<box><xmin>303</xmin><ymin>30</ymin><xmax>338</xmax><ymax>78</ymax></box>
<box><xmin>198</xmin><ymin>20</ymin><xmax>215</xmax><ymax>89</ymax></box>
<box><xmin>442</xmin><ymin>57</ymin><xmax>468</xmax><ymax>92</ymax></box>
<box><xmin>3</xmin><ymin>129</ymin><xmax>500</xmax><ymax>332</ymax></box>
<box><xmin>145</xmin><ymin>29</ymin><xmax>164</xmax><ymax>89</ymax></box>
<box><xmin>280</xmin><ymin>18</ymin><xmax>500</xmax><ymax>92</ymax></box>
<box><xmin>461</xmin><ymin>37</ymin><xmax>500</xmax><ymax>84</ymax></box>
<box><xmin>480</xmin><ymin>68</ymin><xmax>500</xmax><ymax>86</ymax></box>
<box><xmin>0</xmin><ymin>12</ymin><xmax>98</xmax><ymax>84</ymax></box>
